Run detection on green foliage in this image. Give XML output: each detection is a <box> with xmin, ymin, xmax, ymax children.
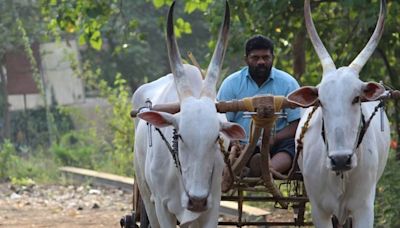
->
<box><xmin>68</xmin><ymin>58</ymin><xmax>134</xmax><ymax>176</ymax></box>
<box><xmin>51</xmin><ymin>130</ymin><xmax>102</xmax><ymax>169</ymax></box>
<box><xmin>0</xmin><ymin>140</ymin><xmax>59</xmax><ymax>183</ymax></box>
<box><xmin>0</xmin><ymin>1</ymin><xmax>45</xmax><ymax>141</ymax></box>
<box><xmin>0</xmin><ymin>140</ymin><xmax>17</xmax><ymax>180</ymax></box>
<box><xmin>93</xmin><ymin>74</ymin><xmax>135</xmax><ymax>176</ymax></box>
<box><xmin>10</xmin><ymin>177</ymin><xmax>35</xmax><ymax>187</ymax></box>
<box><xmin>41</xmin><ymin>0</ymin><xmax>119</xmax><ymax>50</ymax></box>
<box><xmin>151</xmin><ymin>0</ymin><xmax>212</xmax><ymax>13</ymax></box>
<box><xmin>375</xmin><ymin>153</ymin><xmax>400</xmax><ymax>227</ymax></box>
<box><xmin>10</xmin><ymin>107</ymin><xmax>74</xmax><ymax>149</ymax></box>
<box><xmin>0</xmin><ymin>1</ymin><xmax>43</xmax><ymax>56</ymax></box>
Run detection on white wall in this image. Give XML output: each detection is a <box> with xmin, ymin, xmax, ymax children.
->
<box><xmin>9</xmin><ymin>40</ymin><xmax>85</xmax><ymax>111</ymax></box>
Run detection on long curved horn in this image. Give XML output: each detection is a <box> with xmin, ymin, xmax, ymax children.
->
<box><xmin>166</xmin><ymin>1</ymin><xmax>193</xmax><ymax>100</ymax></box>
<box><xmin>304</xmin><ymin>0</ymin><xmax>336</xmax><ymax>76</ymax></box>
<box><xmin>349</xmin><ymin>0</ymin><xmax>386</xmax><ymax>74</ymax></box>
<box><xmin>201</xmin><ymin>0</ymin><xmax>230</xmax><ymax>98</ymax></box>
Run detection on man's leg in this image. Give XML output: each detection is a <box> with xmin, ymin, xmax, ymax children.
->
<box><xmin>221</xmin><ymin>144</ymin><xmax>241</xmax><ymax>192</ymax></box>
<box><xmin>248</xmin><ymin>151</ymin><xmax>292</xmax><ymax>176</ymax></box>
<box><xmin>270</xmin><ymin>151</ymin><xmax>292</xmax><ymax>173</ymax></box>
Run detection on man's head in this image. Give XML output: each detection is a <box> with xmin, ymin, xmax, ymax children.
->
<box><xmin>245</xmin><ymin>35</ymin><xmax>274</xmax><ymax>80</ymax></box>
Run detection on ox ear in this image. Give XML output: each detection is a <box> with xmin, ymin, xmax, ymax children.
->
<box><xmin>361</xmin><ymin>82</ymin><xmax>385</xmax><ymax>101</ymax></box>
<box><xmin>220</xmin><ymin>122</ymin><xmax>246</xmax><ymax>140</ymax></box>
<box><xmin>287</xmin><ymin>86</ymin><xmax>319</xmax><ymax>107</ymax></box>
<box><xmin>137</xmin><ymin>111</ymin><xmax>179</xmax><ymax>129</ymax></box>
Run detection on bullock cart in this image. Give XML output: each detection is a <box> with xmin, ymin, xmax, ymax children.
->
<box><xmin>125</xmin><ymin>94</ymin><xmax>312</xmax><ymax>227</ymax></box>
<box><xmin>122</xmin><ymin>88</ymin><xmax>400</xmax><ymax>228</ymax></box>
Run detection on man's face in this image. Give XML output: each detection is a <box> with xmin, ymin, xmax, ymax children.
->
<box><xmin>245</xmin><ymin>49</ymin><xmax>274</xmax><ymax>79</ymax></box>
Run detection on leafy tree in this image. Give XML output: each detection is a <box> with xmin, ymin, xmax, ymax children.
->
<box><xmin>0</xmin><ymin>0</ymin><xmax>50</xmax><ymax>143</ymax></box>
<box><xmin>40</xmin><ymin>0</ymin><xmax>211</xmax><ymax>91</ymax></box>
<box><xmin>42</xmin><ymin>0</ymin><xmax>400</xmax><ymax>158</ymax></box>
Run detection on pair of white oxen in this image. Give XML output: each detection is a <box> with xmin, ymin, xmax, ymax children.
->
<box><xmin>132</xmin><ymin>0</ymin><xmax>390</xmax><ymax>227</ymax></box>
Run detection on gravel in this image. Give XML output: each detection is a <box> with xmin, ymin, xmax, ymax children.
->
<box><xmin>0</xmin><ymin>182</ymin><xmax>132</xmax><ymax>227</ymax></box>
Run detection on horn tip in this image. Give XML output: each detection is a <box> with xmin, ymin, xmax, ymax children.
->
<box><xmin>167</xmin><ymin>1</ymin><xmax>176</xmax><ymax>37</ymax></box>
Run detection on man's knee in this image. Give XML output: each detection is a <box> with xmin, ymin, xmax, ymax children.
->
<box><xmin>270</xmin><ymin>151</ymin><xmax>292</xmax><ymax>173</ymax></box>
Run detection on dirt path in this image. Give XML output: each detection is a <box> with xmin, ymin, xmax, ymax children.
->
<box><xmin>0</xmin><ymin>183</ymin><xmax>131</xmax><ymax>227</ymax></box>
<box><xmin>0</xmin><ymin>182</ymin><xmax>301</xmax><ymax>227</ymax></box>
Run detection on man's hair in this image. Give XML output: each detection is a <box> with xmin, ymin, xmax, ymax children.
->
<box><xmin>245</xmin><ymin>35</ymin><xmax>274</xmax><ymax>56</ymax></box>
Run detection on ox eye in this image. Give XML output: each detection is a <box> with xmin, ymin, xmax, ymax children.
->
<box><xmin>352</xmin><ymin>96</ymin><xmax>360</xmax><ymax>104</ymax></box>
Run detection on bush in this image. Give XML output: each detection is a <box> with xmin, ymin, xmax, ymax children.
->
<box><xmin>10</xmin><ymin>106</ymin><xmax>74</xmax><ymax>149</ymax></box>
<box><xmin>0</xmin><ymin>140</ymin><xmax>59</xmax><ymax>183</ymax></box>
<box><xmin>51</xmin><ymin>130</ymin><xmax>103</xmax><ymax>169</ymax></box>
<box><xmin>0</xmin><ymin>140</ymin><xmax>17</xmax><ymax>180</ymax></box>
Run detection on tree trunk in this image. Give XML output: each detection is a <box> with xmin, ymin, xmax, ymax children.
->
<box><xmin>0</xmin><ymin>63</ymin><xmax>10</xmax><ymax>141</ymax></box>
<box><xmin>292</xmin><ymin>29</ymin><xmax>306</xmax><ymax>81</ymax></box>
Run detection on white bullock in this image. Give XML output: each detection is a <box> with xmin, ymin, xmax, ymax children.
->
<box><xmin>287</xmin><ymin>0</ymin><xmax>389</xmax><ymax>227</ymax></box>
<box><xmin>132</xmin><ymin>1</ymin><xmax>245</xmax><ymax>227</ymax></box>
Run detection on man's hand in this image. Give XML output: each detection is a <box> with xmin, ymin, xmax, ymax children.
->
<box><xmin>256</xmin><ymin>105</ymin><xmax>275</xmax><ymax>118</ymax></box>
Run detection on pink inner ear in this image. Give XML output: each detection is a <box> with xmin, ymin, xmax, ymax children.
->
<box><xmin>138</xmin><ymin>111</ymin><xmax>170</xmax><ymax>127</ymax></box>
<box><xmin>363</xmin><ymin>83</ymin><xmax>379</xmax><ymax>98</ymax></box>
<box><xmin>363</xmin><ymin>83</ymin><xmax>384</xmax><ymax>100</ymax></box>
<box><xmin>221</xmin><ymin>123</ymin><xmax>246</xmax><ymax>140</ymax></box>
<box><xmin>288</xmin><ymin>86</ymin><xmax>319</xmax><ymax>107</ymax></box>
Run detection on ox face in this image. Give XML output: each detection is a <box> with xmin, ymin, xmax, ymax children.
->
<box><xmin>287</xmin><ymin>0</ymin><xmax>387</xmax><ymax>173</ymax></box>
<box><xmin>288</xmin><ymin>67</ymin><xmax>385</xmax><ymax>172</ymax></box>
<box><xmin>178</xmin><ymin>98</ymin><xmax>221</xmax><ymax>212</ymax></box>
<box><xmin>138</xmin><ymin>98</ymin><xmax>245</xmax><ymax>212</ymax></box>
<box><xmin>319</xmin><ymin>68</ymin><xmax>367</xmax><ymax>171</ymax></box>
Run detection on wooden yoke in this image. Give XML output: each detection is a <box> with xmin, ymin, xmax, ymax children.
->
<box><xmin>130</xmin><ymin>90</ymin><xmax>400</xmax><ymax>118</ymax></box>
<box><xmin>130</xmin><ymin>95</ymin><xmax>297</xmax><ymax>118</ymax></box>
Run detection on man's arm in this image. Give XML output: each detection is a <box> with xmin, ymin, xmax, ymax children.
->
<box><xmin>271</xmin><ymin>119</ymin><xmax>299</xmax><ymax>146</ymax></box>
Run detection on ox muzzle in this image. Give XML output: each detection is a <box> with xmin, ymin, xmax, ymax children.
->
<box><xmin>187</xmin><ymin>195</ymin><xmax>209</xmax><ymax>212</ymax></box>
<box><xmin>328</xmin><ymin>151</ymin><xmax>354</xmax><ymax>171</ymax></box>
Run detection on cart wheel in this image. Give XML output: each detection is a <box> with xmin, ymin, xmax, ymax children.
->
<box><xmin>120</xmin><ymin>213</ymin><xmax>139</xmax><ymax>228</ymax></box>
<box><xmin>139</xmin><ymin>197</ymin><xmax>150</xmax><ymax>228</ymax></box>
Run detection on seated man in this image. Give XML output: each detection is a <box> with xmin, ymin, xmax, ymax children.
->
<box><xmin>217</xmin><ymin>35</ymin><xmax>301</xmax><ymax>191</ymax></box>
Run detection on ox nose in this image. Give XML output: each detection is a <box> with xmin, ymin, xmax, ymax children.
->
<box><xmin>187</xmin><ymin>196</ymin><xmax>208</xmax><ymax>212</ymax></box>
<box><xmin>329</xmin><ymin>154</ymin><xmax>352</xmax><ymax>171</ymax></box>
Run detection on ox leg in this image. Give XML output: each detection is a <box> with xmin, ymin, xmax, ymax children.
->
<box><xmin>136</xmin><ymin>183</ymin><xmax>160</xmax><ymax>228</ymax></box>
<box><xmin>352</xmin><ymin>205</ymin><xmax>373</xmax><ymax>228</ymax></box>
<box><xmin>154</xmin><ymin>200</ymin><xmax>177</xmax><ymax>228</ymax></box>
<box><xmin>351</xmin><ymin>187</ymin><xmax>375</xmax><ymax>228</ymax></box>
<box><xmin>134</xmin><ymin>161</ymin><xmax>160</xmax><ymax>228</ymax></box>
<box><xmin>310</xmin><ymin>205</ymin><xmax>333</xmax><ymax>228</ymax></box>
<box><xmin>195</xmin><ymin>210</ymin><xmax>219</xmax><ymax>228</ymax></box>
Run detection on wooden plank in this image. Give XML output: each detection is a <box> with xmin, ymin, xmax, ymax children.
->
<box><xmin>59</xmin><ymin>166</ymin><xmax>134</xmax><ymax>192</ymax></box>
<box><xmin>58</xmin><ymin>166</ymin><xmax>269</xmax><ymax>220</ymax></box>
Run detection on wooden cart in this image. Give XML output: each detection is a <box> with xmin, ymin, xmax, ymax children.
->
<box><xmin>123</xmin><ymin>90</ymin><xmax>400</xmax><ymax>227</ymax></box>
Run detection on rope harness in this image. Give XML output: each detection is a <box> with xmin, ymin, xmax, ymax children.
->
<box><xmin>153</xmin><ymin>127</ymin><xmax>182</xmax><ymax>173</ymax></box>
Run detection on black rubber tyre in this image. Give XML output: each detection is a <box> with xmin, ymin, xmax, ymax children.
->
<box><xmin>120</xmin><ymin>214</ymin><xmax>139</xmax><ymax>228</ymax></box>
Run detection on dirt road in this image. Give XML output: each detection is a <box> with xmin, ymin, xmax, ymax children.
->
<box><xmin>0</xmin><ymin>183</ymin><xmax>131</xmax><ymax>227</ymax></box>
<box><xmin>0</xmin><ymin>182</ymin><xmax>299</xmax><ymax>227</ymax></box>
